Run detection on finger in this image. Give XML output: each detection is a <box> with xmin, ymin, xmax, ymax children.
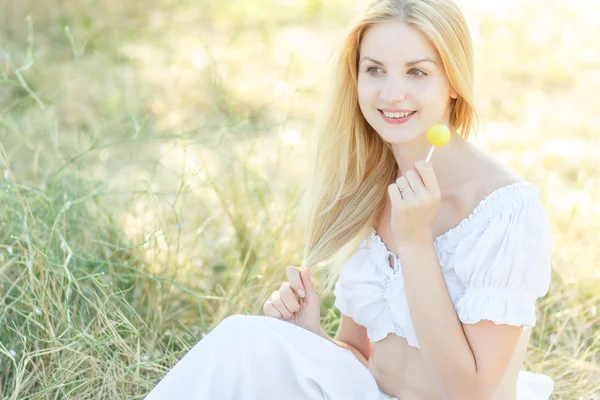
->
<box><xmin>285</xmin><ymin>265</ymin><xmax>306</xmax><ymax>299</ymax></box>
<box><xmin>395</xmin><ymin>176</ymin><xmax>411</xmax><ymax>190</ymax></box>
<box><xmin>397</xmin><ymin>175</ymin><xmax>418</xmax><ymax>204</ymax></box>
<box><xmin>263</xmin><ymin>300</ymin><xmax>283</xmax><ymax>319</ymax></box>
<box><xmin>300</xmin><ymin>265</ymin><xmax>315</xmax><ymax>296</ymax></box>
<box><xmin>395</xmin><ymin>176</ymin><xmax>412</xmax><ymax>191</ymax></box>
<box><xmin>279</xmin><ymin>282</ymin><xmax>301</xmax><ymax>313</ymax></box>
<box><xmin>405</xmin><ymin>170</ymin><xmax>427</xmax><ymax>197</ymax></box>
<box><xmin>395</xmin><ymin>176</ymin><xmax>413</xmax><ymax>200</ymax></box>
<box><xmin>414</xmin><ymin>160</ymin><xmax>440</xmax><ymax>198</ymax></box>
<box><xmin>388</xmin><ymin>182</ymin><xmax>403</xmax><ymax>206</ymax></box>
<box><xmin>270</xmin><ymin>291</ymin><xmax>294</xmax><ymax>320</ymax></box>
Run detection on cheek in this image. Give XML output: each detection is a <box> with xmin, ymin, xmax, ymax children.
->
<box><xmin>357</xmin><ymin>78</ymin><xmax>378</xmax><ymax>108</ymax></box>
<box><xmin>412</xmin><ymin>80</ymin><xmax>435</xmax><ymax>99</ymax></box>
<box><xmin>419</xmin><ymin>78</ymin><xmax>449</xmax><ymax>105</ymax></box>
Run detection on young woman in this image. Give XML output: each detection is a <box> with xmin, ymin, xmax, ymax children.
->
<box><xmin>146</xmin><ymin>0</ymin><xmax>555</xmax><ymax>399</ymax></box>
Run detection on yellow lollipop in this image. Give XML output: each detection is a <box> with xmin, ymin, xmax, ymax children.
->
<box><xmin>425</xmin><ymin>123</ymin><xmax>451</xmax><ymax>163</ymax></box>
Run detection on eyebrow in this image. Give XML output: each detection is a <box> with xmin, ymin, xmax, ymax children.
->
<box><xmin>359</xmin><ymin>57</ymin><xmax>437</xmax><ymax>67</ymax></box>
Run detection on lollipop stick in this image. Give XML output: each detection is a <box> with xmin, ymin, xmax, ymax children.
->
<box><xmin>425</xmin><ymin>146</ymin><xmax>435</xmax><ymax>163</ymax></box>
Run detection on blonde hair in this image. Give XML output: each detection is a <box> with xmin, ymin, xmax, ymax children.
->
<box><xmin>299</xmin><ymin>0</ymin><xmax>478</xmax><ymax>292</ymax></box>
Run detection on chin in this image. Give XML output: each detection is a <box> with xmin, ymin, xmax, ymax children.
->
<box><xmin>376</xmin><ymin>126</ymin><xmax>423</xmax><ymax>144</ymax></box>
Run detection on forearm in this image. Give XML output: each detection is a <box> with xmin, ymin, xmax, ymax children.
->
<box><xmin>397</xmin><ymin>241</ymin><xmax>478</xmax><ymax>399</ymax></box>
<box><xmin>319</xmin><ymin>328</ymin><xmax>370</xmax><ymax>368</ymax></box>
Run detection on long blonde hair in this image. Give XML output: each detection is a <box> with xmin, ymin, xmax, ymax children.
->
<box><xmin>299</xmin><ymin>0</ymin><xmax>477</xmax><ymax>292</ymax></box>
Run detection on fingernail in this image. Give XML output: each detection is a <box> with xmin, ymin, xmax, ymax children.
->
<box><xmin>297</xmin><ymin>289</ymin><xmax>306</xmax><ymax>298</ymax></box>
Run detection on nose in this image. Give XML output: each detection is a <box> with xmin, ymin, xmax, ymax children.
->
<box><xmin>379</xmin><ymin>75</ymin><xmax>408</xmax><ymax>104</ymax></box>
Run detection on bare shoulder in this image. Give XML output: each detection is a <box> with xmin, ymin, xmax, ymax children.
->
<box><xmin>452</xmin><ymin>149</ymin><xmax>525</xmax><ymax>220</ymax></box>
<box><xmin>473</xmin><ymin>151</ymin><xmax>524</xmax><ymax>192</ymax></box>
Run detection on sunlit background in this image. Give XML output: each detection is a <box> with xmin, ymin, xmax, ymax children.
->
<box><xmin>0</xmin><ymin>0</ymin><xmax>598</xmax><ymax>398</ymax></box>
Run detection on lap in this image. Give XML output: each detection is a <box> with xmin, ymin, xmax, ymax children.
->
<box><xmin>218</xmin><ymin>315</ymin><xmax>387</xmax><ymax>397</ymax></box>
<box><xmin>147</xmin><ymin>314</ymin><xmax>396</xmax><ymax>400</ymax></box>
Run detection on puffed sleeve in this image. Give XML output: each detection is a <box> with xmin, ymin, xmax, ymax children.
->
<box><xmin>452</xmin><ymin>186</ymin><xmax>553</xmax><ymax>327</ymax></box>
<box><xmin>333</xmin><ymin>277</ymin><xmax>349</xmax><ymax>315</ymax></box>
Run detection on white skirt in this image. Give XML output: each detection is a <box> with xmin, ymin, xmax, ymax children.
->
<box><xmin>145</xmin><ymin>315</ymin><xmax>554</xmax><ymax>400</ymax></box>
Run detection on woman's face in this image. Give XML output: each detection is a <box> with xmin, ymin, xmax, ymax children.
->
<box><xmin>357</xmin><ymin>20</ymin><xmax>457</xmax><ymax>144</ymax></box>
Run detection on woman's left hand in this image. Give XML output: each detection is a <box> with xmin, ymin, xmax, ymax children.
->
<box><xmin>388</xmin><ymin>160</ymin><xmax>441</xmax><ymax>247</ymax></box>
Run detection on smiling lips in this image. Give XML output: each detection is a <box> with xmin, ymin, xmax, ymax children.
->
<box><xmin>378</xmin><ymin>109</ymin><xmax>416</xmax><ymax>124</ymax></box>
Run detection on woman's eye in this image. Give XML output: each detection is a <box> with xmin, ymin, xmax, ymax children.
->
<box><xmin>409</xmin><ymin>69</ymin><xmax>427</xmax><ymax>77</ymax></box>
<box><xmin>366</xmin><ymin>66</ymin><xmax>384</xmax><ymax>75</ymax></box>
<box><xmin>364</xmin><ymin>66</ymin><xmax>426</xmax><ymax>76</ymax></box>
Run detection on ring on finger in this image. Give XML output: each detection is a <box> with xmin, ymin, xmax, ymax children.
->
<box><xmin>396</xmin><ymin>177</ymin><xmax>410</xmax><ymax>194</ymax></box>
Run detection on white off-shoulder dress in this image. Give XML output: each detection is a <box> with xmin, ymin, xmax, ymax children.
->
<box><xmin>145</xmin><ymin>182</ymin><xmax>555</xmax><ymax>400</ymax></box>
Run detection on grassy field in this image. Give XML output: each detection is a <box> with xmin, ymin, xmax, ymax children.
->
<box><xmin>0</xmin><ymin>0</ymin><xmax>598</xmax><ymax>399</ymax></box>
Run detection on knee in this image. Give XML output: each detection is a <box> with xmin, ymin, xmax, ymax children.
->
<box><xmin>219</xmin><ymin>314</ymin><xmax>252</xmax><ymax>327</ymax></box>
<box><xmin>213</xmin><ymin>314</ymin><xmax>256</xmax><ymax>336</ymax></box>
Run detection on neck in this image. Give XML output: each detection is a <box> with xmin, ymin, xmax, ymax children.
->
<box><xmin>392</xmin><ymin>129</ymin><xmax>472</xmax><ymax>189</ymax></box>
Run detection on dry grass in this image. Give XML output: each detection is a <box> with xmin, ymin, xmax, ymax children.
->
<box><xmin>0</xmin><ymin>0</ymin><xmax>598</xmax><ymax>399</ymax></box>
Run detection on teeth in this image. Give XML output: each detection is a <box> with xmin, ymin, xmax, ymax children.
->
<box><xmin>383</xmin><ymin>110</ymin><xmax>414</xmax><ymax>118</ymax></box>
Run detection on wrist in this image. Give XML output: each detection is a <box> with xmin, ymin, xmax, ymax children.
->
<box><xmin>396</xmin><ymin>236</ymin><xmax>433</xmax><ymax>254</ymax></box>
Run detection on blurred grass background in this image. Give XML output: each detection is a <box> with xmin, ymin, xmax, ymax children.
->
<box><xmin>0</xmin><ymin>0</ymin><xmax>598</xmax><ymax>399</ymax></box>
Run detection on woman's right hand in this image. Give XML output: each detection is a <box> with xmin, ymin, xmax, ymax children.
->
<box><xmin>262</xmin><ymin>265</ymin><xmax>321</xmax><ymax>336</ymax></box>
